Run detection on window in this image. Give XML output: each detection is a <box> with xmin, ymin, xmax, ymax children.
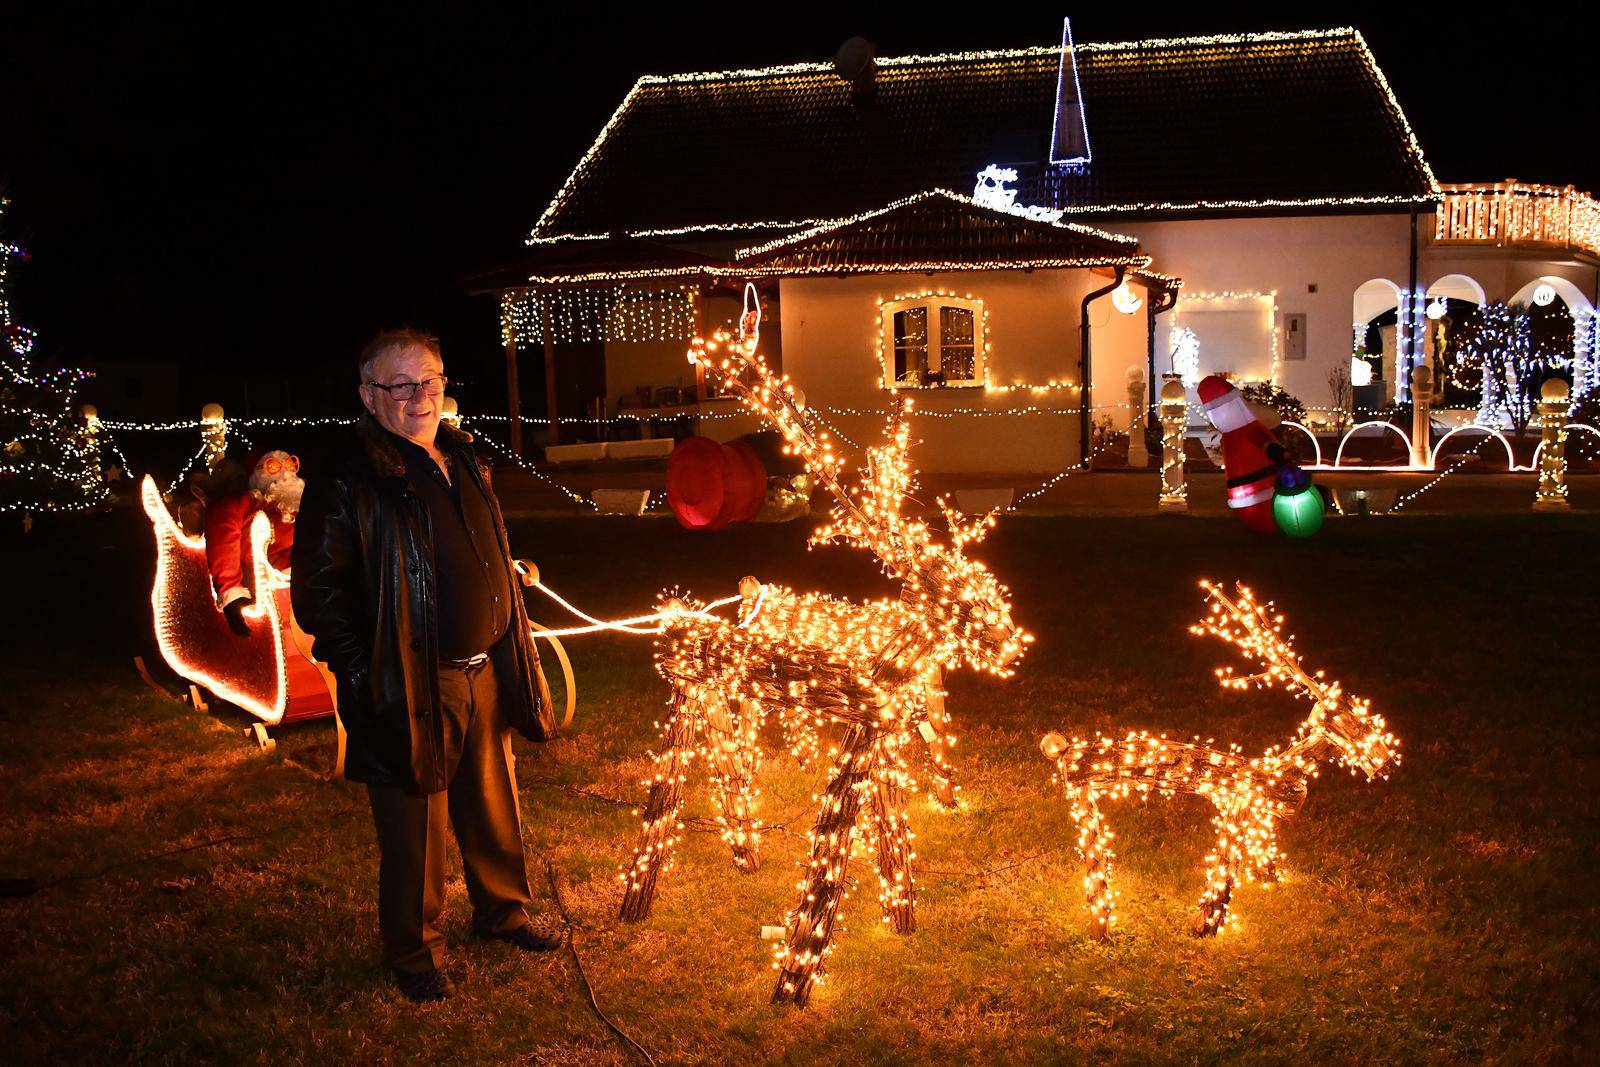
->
<box><xmin>880</xmin><ymin>294</ymin><xmax>986</xmax><ymax>388</ymax></box>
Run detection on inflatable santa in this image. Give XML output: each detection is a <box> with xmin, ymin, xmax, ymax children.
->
<box><xmin>1195</xmin><ymin>376</ymin><xmax>1285</xmax><ymax>534</ymax></box>
<box><xmin>205</xmin><ymin>450</ymin><xmax>303</xmax><ymax>634</ymax></box>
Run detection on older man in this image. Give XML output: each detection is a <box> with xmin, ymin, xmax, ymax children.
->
<box><xmin>291</xmin><ymin>328</ymin><xmax>559</xmax><ymax>1002</ymax></box>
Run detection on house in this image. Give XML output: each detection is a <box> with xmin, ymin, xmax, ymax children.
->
<box><xmin>478</xmin><ymin>24</ymin><xmax>1598</xmax><ymax>479</ymax></box>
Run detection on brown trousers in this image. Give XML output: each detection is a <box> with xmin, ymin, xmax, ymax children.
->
<box><xmin>367</xmin><ymin>657</ymin><xmax>533</xmax><ymax>974</ymax></box>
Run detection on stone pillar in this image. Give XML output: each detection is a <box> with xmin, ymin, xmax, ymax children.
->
<box><xmin>1534</xmin><ymin>378</ymin><xmax>1571</xmax><ymax>512</ymax></box>
<box><xmin>200</xmin><ymin>403</ymin><xmax>227</xmax><ymax>472</ymax></box>
<box><xmin>1409</xmin><ymin>363</ymin><xmax>1433</xmax><ymax>468</ymax></box>
<box><xmin>1126</xmin><ymin>365</ymin><xmax>1149</xmax><ymax>468</ymax></box>
<box><xmin>1159</xmin><ymin>379</ymin><xmax>1188</xmax><ymax>513</ymax></box>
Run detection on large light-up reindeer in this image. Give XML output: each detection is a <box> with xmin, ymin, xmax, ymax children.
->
<box><xmin>618</xmin><ymin>287</ymin><xmax>1028</xmax><ymax>1006</ymax></box>
<box><xmin>1040</xmin><ymin>581</ymin><xmax>1399</xmax><ymax>940</ymax></box>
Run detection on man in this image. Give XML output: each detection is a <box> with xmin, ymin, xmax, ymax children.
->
<box><xmin>205</xmin><ymin>450</ymin><xmax>303</xmax><ymax>636</ymax></box>
<box><xmin>291</xmin><ymin>328</ymin><xmax>560</xmax><ymax>1003</ymax></box>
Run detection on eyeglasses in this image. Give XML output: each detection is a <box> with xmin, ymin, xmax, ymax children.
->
<box><xmin>258</xmin><ymin>454</ymin><xmax>300</xmax><ymax>477</ymax></box>
<box><xmin>367</xmin><ymin>375</ymin><xmax>448</xmax><ymax>402</ymax></box>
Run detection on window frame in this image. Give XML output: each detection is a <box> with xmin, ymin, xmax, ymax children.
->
<box><xmin>880</xmin><ymin>294</ymin><xmax>987</xmax><ymax>389</ymax></box>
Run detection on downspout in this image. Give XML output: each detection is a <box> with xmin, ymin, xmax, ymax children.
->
<box><xmin>1146</xmin><ymin>284</ymin><xmax>1179</xmax><ymax>410</ymax></box>
<box><xmin>1079</xmin><ymin>266</ymin><xmax>1126</xmax><ymax>467</ymax></box>
<box><xmin>1406</xmin><ymin>206</ymin><xmax>1419</xmax><ymax>402</ymax></box>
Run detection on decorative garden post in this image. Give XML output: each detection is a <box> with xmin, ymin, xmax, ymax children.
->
<box><xmin>1159</xmin><ymin>379</ymin><xmax>1188</xmax><ymax>513</ymax></box>
<box><xmin>1126</xmin><ymin>365</ymin><xmax>1148</xmax><ymax>468</ymax></box>
<box><xmin>1534</xmin><ymin>377</ymin><xmax>1571</xmax><ymax>511</ymax></box>
<box><xmin>200</xmin><ymin>403</ymin><xmax>227</xmax><ymax>472</ymax></box>
<box><xmin>1410</xmin><ymin>364</ymin><xmax>1433</xmax><ymax>468</ymax></box>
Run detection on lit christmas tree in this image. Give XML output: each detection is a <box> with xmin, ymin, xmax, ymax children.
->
<box><xmin>1</xmin><ymin>198</ymin><xmax>107</xmax><ymax>518</ymax></box>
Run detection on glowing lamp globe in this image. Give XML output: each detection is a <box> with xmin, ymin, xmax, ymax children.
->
<box><xmin>1351</xmin><ymin>357</ymin><xmax>1374</xmax><ymax>387</ymax></box>
<box><xmin>1532</xmin><ymin>283</ymin><xmax>1557</xmax><ymax>307</ymax></box>
<box><xmin>1111</xmin><ymin>282</ymin><xmax>1142</xmax><ymax>315</ymax></box>
<box><xmin>1425</xmin><ymin>298</ymin><xmax>1447</xmax><ymax>321</ymax></box>
<box><xmin>1273</xmin><ymin>468</ymin><xmax>1324</xmax><ymax>539</ymax></box>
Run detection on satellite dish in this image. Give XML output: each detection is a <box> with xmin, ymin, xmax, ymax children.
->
<box><xmin>834</xmin><ymin>36</ymin><xmax>875</xmax><ymax>79</ymax></box>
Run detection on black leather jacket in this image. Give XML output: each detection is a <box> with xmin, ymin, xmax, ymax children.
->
<box><xmin>290</xmin><ymin>415</ymin><xmax>555</xmax><ymax>792</ymax></box>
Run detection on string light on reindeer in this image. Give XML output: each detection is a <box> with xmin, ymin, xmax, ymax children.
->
<box><xmin>1040</xmin><ymin>581</ymin><xmax>1399</xmax><ymax>940</ymax></box>
<box><xmin>615</xmin><ymin>284</ymin><xmax>1028</xmax><ymax>1006</ymax></box>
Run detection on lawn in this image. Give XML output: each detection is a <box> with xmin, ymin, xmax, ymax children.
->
<box><xmin>1</xmin><ymin>507</ymin><xmax>1597</xmax><ymax>1063</ymax></box>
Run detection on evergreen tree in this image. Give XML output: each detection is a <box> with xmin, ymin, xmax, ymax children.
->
<box><xmin>0</xmin><ymin>199</ymin><xmax>107</xmax><ymax>517</ymax></box>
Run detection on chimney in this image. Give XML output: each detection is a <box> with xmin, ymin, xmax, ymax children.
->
<box><xmin>834</xmin><ymin>36</ymin><xmax>877</xmax><ymax>106</ymax></box>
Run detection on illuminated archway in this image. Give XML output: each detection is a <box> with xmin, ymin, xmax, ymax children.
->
<box><xmin>1333</xmin><ymin>421</ymin><xmax>1412</xmax><ymax>467</ymax></box>
<box><xmin>1352</xmin><ymin>280</ymin><xmax>1404</xmax><ymax>405</ymax></box>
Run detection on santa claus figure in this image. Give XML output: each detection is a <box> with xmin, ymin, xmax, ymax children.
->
<box><xmin>1196</xmin><ymin>376</ymin><xmax>1285</xmax><ymax>534</ymax></box>
<box><xmin>205</xmin><ymin>450</ymin><xmax>304</xmax><ymax>635</ymax></box>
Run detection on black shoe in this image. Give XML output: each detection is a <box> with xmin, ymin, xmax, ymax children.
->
<box><xmin>475</xmin><ymin>913</ymin><xmax>563</xmax><ymax>952</ymax></box>
<box><xmin>394</xmin><ymin>968</ymin><xmax>455</xmax><ymax>1002</ymax></box>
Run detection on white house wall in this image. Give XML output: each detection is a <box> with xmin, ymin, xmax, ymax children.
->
<box><xmin>1119</xmin><ymin>213</ymin><xmax>1413</xmax><ymax>410</ymax></box>
<box><xmin>756</xmin><ymin>269</ymin><xmax>1150</xmax><ymax>477</ymax></box>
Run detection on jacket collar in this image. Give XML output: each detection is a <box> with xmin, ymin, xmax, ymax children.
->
<box><xmin>357</xmin><ymin>413</ymin><xmax>473</xmax><ymax>480</ymax></box>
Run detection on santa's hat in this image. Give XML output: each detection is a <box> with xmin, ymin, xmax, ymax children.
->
<box><xmin>1196</xmin><ymin>375</ymin><xmax>1255</xmax><ymax>434</ymax></box>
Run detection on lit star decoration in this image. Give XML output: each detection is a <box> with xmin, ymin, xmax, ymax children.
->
<box><xmin>619</xmin><ymin>286</ymin><xmax>1028</xmax><ymax>1006</ymax></box>
<box><xmin>1040</xmin><ymin>581</ymin><xmax>1399</xmax><ymax>940</ymax></box>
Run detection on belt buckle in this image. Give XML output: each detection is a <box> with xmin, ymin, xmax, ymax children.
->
<box><xmin>444</xmin><ymin>652</ymin><xmax>490</xmax><ymax>670</ymax></box>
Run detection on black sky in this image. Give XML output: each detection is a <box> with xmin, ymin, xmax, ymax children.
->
<box><xmin>3</xmin><ymin>6</ymin><xmax>1597</xmax><ymax>417</ymax></box>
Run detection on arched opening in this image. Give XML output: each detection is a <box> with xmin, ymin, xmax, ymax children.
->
<box><xmin>1422</xmin><ymin>275</ymin><xmax>1485</xmax><ymax>411</ymax></box>
<box><xmin>1351</xmin><ymin>279</ymin><xmax>1402</xmax><ymax>412</ymax></box>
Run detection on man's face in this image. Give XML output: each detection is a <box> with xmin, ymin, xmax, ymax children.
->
<box><xmin>361</xmin><ymin>345</ymin><xmax>445</xmax><ymax>446</ymax></box>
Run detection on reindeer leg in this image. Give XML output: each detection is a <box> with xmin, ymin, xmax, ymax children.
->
<box><xmin>921</xmin><ymin>668</ymin><xmax>958</xmax><ymax>809</ymax></box>
<box><xmin>1194</xmin><ymin>802</ymin><xmax>1244</xmax><ymax>936</ymax></box>
<box><xmin>772</xmin><ymin>722</ymin><xmax>877</xmax><ymax>1007</ymax></box>
<box><xmin>704</xmin><ymin>693</ymin><xmax>763</xmax><ymax>874</ymax></box>
<box><xmin>620</xmin><ymin>688</ymin><xmax>701</xmax><ymax>923</ymax></box>
<box><xmin>1078</xmin><ymin>791</ymin><xmax>1115</xmax><ymax>941</ymax></box>
<box><xmin>1245</xmin><ymin>807</ymin><xmax>1281</xmax><ymax>884</ymax></box>
<box><xmin>868</xmin><ymin>732</ymin><xmax>916</xmax><ymax>934</ymax></box>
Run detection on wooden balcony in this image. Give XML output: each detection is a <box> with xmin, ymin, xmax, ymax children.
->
<box><xmin>1432</xmin><ymin>181</ymin><xmax>1600</xmax><ymax>260</ymax></box>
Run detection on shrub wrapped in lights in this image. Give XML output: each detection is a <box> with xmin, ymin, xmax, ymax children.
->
<box><xmin>619</xmin><ymin>287</ymin><xmax>1028</xmax><ymax>1006</ymax></box>
<box><xmin>1040</xmin><ymin>581</ymin><xmax>1399</xmax><ymax>940</ymax></box>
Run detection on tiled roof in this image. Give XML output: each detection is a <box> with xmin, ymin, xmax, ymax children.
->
<box><xmin>463</xmin><ymin>236</ymin><xmax>725</xmax><ymax>292</ymax></box>
<box><xmin>734</xmin><ymin>190</ymin><xmax>1151</xmax><ymax>273</ymax></box>
<box><xmin>533</xmin><ymin>27</ymin><xmax>1438</xmax><ymax>239</ymax></box>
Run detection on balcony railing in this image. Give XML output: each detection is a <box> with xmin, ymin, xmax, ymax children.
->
<box><xmin>1433</xmin><ymin>181</ymin><xmax>1600</xmax><ymax>259</ymax></box>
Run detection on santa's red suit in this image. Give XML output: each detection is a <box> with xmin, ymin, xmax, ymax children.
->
<box><xmin>1196</xmin><ymin>375</ymin><xmax>1282</xmax><ymax>534</ymax></box>
<box><xmin>205</xmin><ymin>491</ymin><xmax>295</xmax><ymax>608</ymax></box>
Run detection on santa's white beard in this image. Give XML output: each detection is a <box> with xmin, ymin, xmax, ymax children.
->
<box><xmin>258</xmin><ymin>475</ymin><xmax>305</xmax><ymax>521</ymax></box>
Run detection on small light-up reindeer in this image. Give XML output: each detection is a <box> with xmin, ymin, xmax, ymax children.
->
<box><xmin>1040</xmin><ymin>581</ymin><xmax>1399</xmax><ymax>940</ymax></box>
<box><xmin>618</xmin><ymin>286</ymin><xmax>1028</xmax><ymax>1006</ymax></box>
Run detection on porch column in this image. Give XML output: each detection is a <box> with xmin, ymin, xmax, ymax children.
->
<box><xmin>505</xmin><ymin>334</ymin><xmax>523</xmax><ymax>456</ymax></box>
<box><xmin>540</xmin><ymin>289</ymin><xmax>560</xmax><ymax>447</ymax></box>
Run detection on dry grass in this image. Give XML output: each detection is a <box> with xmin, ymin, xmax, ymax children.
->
<box><xmin>1</xmin><ymin>509</ymin><xmax>1597</xmax><ymax>1063</ymax></box>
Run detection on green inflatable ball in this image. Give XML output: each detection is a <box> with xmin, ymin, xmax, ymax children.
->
<box><xmin>1273</xmin><ymin>487</ymin><xmax>1324</xmax><ymax>539</ymax></box>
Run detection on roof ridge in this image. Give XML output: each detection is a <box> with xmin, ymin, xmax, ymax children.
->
<box><xmin>632</xmin><ymin>26</ymin><xmax>1359</xmax><ymax>86</ymax></box>
<box><xmin>733</xmin><ymin>189</ymin><xmax>1140</xmax><ymax>260</ymax></box>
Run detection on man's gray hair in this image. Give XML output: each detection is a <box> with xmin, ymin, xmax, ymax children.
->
<box><xmin>359</xmin><ymin>328</ymin><xmax>441</xmax><ymax>382</ymax></box>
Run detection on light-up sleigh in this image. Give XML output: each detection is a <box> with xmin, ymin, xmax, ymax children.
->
<box><xmin>139</xmin><ymin>475</ymin><xmax>338</xmax><ymax>751</ymax></box>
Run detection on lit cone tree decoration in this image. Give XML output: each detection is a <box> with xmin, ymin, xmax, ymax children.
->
<box><xmin>1</xmin><ymin>200</ymin><xmax>105</xmax><ymax>517</ymax></box>
<box><xmin>1040</xmin><ymin>581</ymin><xmax>1399</xmax><ymax>940</ymax></box>
<box><xmin>619</xmin><ymin>286</ymin><xmax>1029</xmax><ymax>1007</ymax></box>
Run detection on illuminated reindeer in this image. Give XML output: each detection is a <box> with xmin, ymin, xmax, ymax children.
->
<box><xmin>618</xmin><ymin>287</ymin><xmax>1028</xmax><ymax>1006</ymax></box>
<box><xmin>1040</xmin><ymin>581</ymin><xmax>1399</xmax><ymax>940</ymax></box>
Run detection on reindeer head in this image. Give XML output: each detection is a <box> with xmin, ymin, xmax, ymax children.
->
<box><xmin>1194</xmin><ymin>580</ymin><xmax>1400</xmax><ymax>781</ymax></box>
<box><xmin>691</xmin><ymin>285</ymin><xmax>1029</xmax><ymax>676</ymax></box>
<box><xmin>1305</xmin><ymin>690</ymin><xmax>1399</xmax><ymax>780</ymax></box>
